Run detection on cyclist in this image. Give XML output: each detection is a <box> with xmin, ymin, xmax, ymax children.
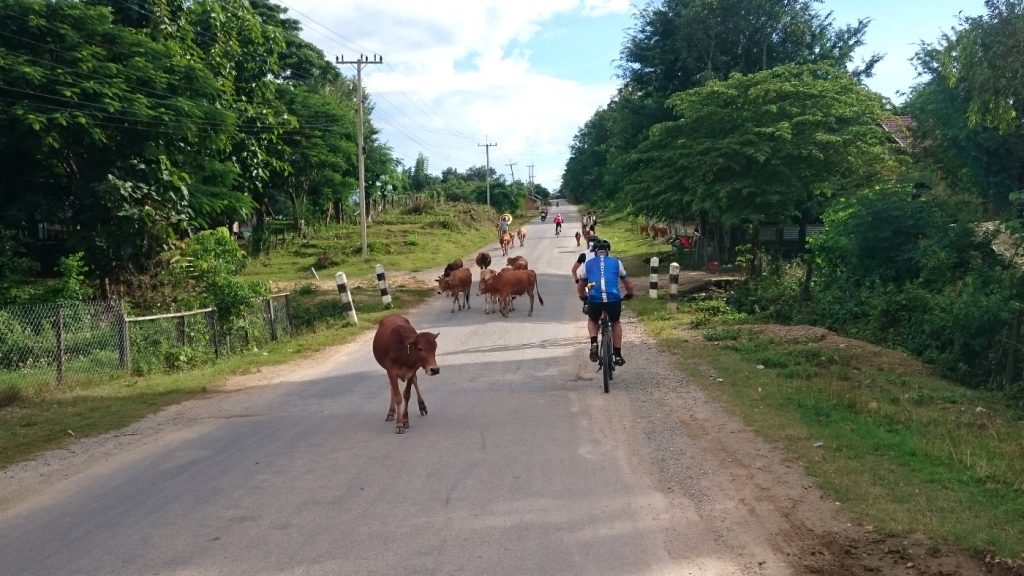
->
<box><xmin>497</xmin><ymin>216</ymin><xmax>510</xmax><ymax>241</ymax></box>
<box><xmin>573</xmin><ymin>238</ymin><xmax>634</xmax><ymax>366</ymax></box>
<box><xmin>553</xmin><ymin>213</ymin><xmax>564</xmax><ymax>236</ymax></box>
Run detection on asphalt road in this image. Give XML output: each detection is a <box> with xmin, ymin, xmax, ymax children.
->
<box><xmin>0</xmin><ymin>206</ymin><xmax>775</xmax><ymax>576</ymax></box>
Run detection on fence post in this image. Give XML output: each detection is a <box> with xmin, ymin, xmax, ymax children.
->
<box><xmin>118</xmin><ymin>302</ymin><xmax>131</xmax><ymax>373</ymax></box>
<box><xmin>649</xmin><ymin>256</ymin><xmax>660</xmax><ymax>299</ymax></box>
<box><xmin>176</xmin><ymin>315</ymin><xmax>186</xmax><ymax>345</ymax></box>
<box><xmin>667</xmin><ymin>262</ymin><xmax>680</xmax><ymax>313</ymax></box>
<box><xmin>336</xmin><ymin>272</ymin><xmax>359</xmax><ymax>325</ymax></box>
<box><xmin>53</xmin><ymin>306</ymin><xmax>65</xmax><ymax>385</ymax></box>
<box><xmin>266</xmin><ymin>297</ymin><xmax>278</xmax><ymax>341</ymax></box>
<box><xmin>375</xmin><ymin>264</ymin><xmax>393</xmax><ymax>309</ymax></box>
<box><xmin>283</xmin><ymin>294</ymin><xmax>294</xmax><ymax>336</ymax></box>
<box><xmin>206</xmin><ymin>310</ymin><xmax>220</xmax><ymax>359</ymax></box>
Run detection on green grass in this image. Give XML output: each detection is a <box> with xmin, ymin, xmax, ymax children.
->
<box><xmin>239</xmin><ymin>201</ymin><xmax>499</xmax><ymax>285</ymax></box>
<box><xmin>594</xmin><ymin>212</ymin><xmax>1024</xmax><ymax>559</ymax></box>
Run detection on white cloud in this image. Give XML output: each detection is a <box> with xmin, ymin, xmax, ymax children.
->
<box><xmin>277</xmin><ymin>0</ymin><xmax>630</xmax><ymax>190</ymax></box>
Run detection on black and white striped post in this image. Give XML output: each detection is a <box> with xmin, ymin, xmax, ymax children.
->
<box><xmin>649</xmin><ymin>256</ymin><xmax>660</xmax><ymax>299</ymax></box>
<box><xmin>668</xmin><ymin>262</ymin><xmax>680</xmax><ymax>313</ymax></box>
<box><xmin>375</xmin><ymin>264</ymin><xmax>393</xmax><ymax>309</ymax></box>
<box><xmin>335</xmin><ymin>272</ymin><xmax>358</xmax><ymax>325</ymax></box>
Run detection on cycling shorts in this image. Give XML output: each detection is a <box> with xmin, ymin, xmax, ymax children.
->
<box><xmin>587</xmin><ymin>300</ymin><xmax>622</xmax><ymax>324</ymax></box>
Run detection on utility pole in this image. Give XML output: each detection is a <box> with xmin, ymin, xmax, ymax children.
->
<box><xmin>336</xmin><ymin>53</ymin><xmax>383</xmax><ymax>258</ymax></box>
<box><xmin>478</xmin><ymin>137</ymin><xmax>497</xmax><ymax>207</ymax></box>
<box><xmin>506</xmin><ymin>161</ymin><xmax>517</xmax><ymax>182</ymax></box>
<box><xmin>527</xmin><ymin>163</ymin><xmax>536</xmax><ymax>201</ymax></box>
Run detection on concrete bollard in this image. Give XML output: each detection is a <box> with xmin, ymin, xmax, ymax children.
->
<box><xmin>649</xmin><ymin>256</ymin><xmax>659</xmax><ymax>299</ymax></box>
<box><xmin>375</xmin><ymin>264</ymin><xmax>393</xmax><ymax>309</ymax></box>
<box><xmin>335</xmin><ymin>272</ymin><xmax>358</xmax><ymax>325</ymax></box>
<box><xmin>668</xmin><ymin>262</ymin><xmax>680</xmax><ymax>313</ymax></box>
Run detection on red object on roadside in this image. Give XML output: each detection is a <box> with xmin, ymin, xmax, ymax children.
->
<box><xmin>707</xmin><ymin>261</ymin><xmax>719</xmax><ymax>272</ymax></box>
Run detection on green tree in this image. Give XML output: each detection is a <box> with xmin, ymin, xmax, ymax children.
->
<box><xmin>626</xmin><ymin>65</ymin><xmax>896</xmax><ymax>226</ymax></box>
<box><xmin>564</xmin><ymin>0</ymin><xmax>879</xmax><ymax>207</ymax></box>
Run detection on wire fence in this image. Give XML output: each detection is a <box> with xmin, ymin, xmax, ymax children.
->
<box><xmin>0</xmin><ymin>294</ymin><xmax>292</xmax><ymax>392</ymax></box>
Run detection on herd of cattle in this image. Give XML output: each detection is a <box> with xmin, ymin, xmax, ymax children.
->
<box><xmin>373</xmin><ymin>222</ymin><xmax>547</xmax><ymax>433</ymax></box>
<box><xmin>434</xmin><ymin>251</ymin><xmax>543</xmax><ymax>318</ymax></box>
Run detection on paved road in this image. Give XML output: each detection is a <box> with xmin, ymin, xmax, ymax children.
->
<box><xmin>0</xmin><ymin>206</ymin><xmax>785</xmax><ymax>576</ymax></box>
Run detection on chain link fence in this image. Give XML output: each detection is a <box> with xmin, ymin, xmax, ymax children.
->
<box><xmin>0</xmin><ymin>294</ymin><xmax>292</xmax><ymax>392</ymax></box>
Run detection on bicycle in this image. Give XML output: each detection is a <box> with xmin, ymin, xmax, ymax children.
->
<box><xmin>583</xmin><ymin>287</ymin><xmax>632</xmax><ymax>393</ymax></box>
<box><xmin>555</xmin><ymin>222</ymin><xmax>562</xmax><ymax>236</ymax></box>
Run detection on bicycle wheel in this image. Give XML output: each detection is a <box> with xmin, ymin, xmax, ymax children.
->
<box><xmin>601</xmin><ymin>320</ymin><xmax>613</xmax><ymax>393</ymax></box>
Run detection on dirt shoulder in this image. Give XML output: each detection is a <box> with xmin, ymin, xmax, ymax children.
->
<box><xmin>616</xmin><ymin>316</ymin><xmax>1016</xmax><ymax>576</ymax></box>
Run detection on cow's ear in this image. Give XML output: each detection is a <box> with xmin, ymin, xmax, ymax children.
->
<box><xmin>432</xmin><ymin>332</ymin><xmax>440</xmax><ymax>339</ymax></box>
<box><xmin>406</xmin><ymin>339</ymin><xmax>418</xmax><ymax>353</ymax></box>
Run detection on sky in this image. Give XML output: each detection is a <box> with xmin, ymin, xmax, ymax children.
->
<box><xmin>280</xmin><ymin>0</ymin><xmax>987</xmax><ymax>192</ymax></box>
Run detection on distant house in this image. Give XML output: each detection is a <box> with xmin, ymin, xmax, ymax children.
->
<box><xmin>881</xmin><ymin>115</ymin><xmax>914</xmax><ymax>150</ymax></box>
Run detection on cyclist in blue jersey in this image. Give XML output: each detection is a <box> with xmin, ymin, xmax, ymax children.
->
<box><xmin>571</xmin><ymin>238</ymin><xmax>635</xmax><ymax>366</ymax></box>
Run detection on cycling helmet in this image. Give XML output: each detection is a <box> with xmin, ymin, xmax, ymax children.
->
<box><xmin>591</xmin><ymin>238</ymin><xmax>611</xmax><ymax>253</ymax></box>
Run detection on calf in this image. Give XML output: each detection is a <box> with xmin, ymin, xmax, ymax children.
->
<box><xmin>475</xmin><ymin>251</ymin><xmax>492</xmax><ymax>269</ymax></box>
<box><xmin>506</xmin><ymin>255</ymin><xmax>528</xmax><ymax>270</ymax></box>
<box><xmin>442</xmin><ymin>258</ymin><xmax>464</xmax><ymax>277</ymax></box>
<box><xmin>372</xmin><ymin>314</ymin><xmax>440</xmax><ymax>434</ymax></box>
<box><xmin>435</xmin><ymin>267</ymin><xmax>472</xmax><ymax>313</ymax></box>
<box><xmin>516</xmin><ymin>226</ymin><xmax>527</xmax><ymax>247</ymax></box>
<box><xmin>478</xmin><ymin>268</ymin><xmax>499</xmax><ymax>314</ymax></box>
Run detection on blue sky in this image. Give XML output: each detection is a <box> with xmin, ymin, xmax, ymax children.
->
<box><xmin>283</xmin><ymin>0</ymin><xmax>987</xmax><ymax>191</ymax></box>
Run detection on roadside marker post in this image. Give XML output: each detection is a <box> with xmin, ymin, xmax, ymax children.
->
<box><xmin>335</xmin><ymin>272</ymin><xmax>358</xmax><ymax>325</ymax></box>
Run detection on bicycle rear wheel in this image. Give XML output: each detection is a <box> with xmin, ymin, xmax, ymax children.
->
<box><xmin>601</xmin><ymin>321</ymin><xmax>613</xmax><ymax>393</ymax></box>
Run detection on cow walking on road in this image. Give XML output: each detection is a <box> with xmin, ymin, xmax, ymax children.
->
<box><xmin>499</xmin><ymin>232</ymin><xmax>513</xmax><ymax>256</ymax></box>
<box><xmin>435</xmin><ymin>267</ymin><xmax>472</xmax><ymax>313</ymax></box>
<box><xmin>372</xmin><ymin>315</ymin><xmax>440</xmax><ymax>434</ymax></box>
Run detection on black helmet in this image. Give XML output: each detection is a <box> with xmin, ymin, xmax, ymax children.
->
<box><xmin>591</xmin><ymin>238</ymin><xmax>611</xmax><ymax>253</ymax></box>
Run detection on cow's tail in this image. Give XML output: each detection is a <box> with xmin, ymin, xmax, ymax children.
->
<box><xmin>535</xmin><ymin>275</ymin><xmax>544</xmax><ymax>306</ymax></box>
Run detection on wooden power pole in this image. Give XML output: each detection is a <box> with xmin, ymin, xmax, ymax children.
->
<box><xmin>336</xmin><ymin>53</ymin><xmax>382</xmax><ymax>258</ymax></box>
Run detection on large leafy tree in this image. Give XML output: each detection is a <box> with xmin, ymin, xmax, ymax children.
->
<box><xmin>904</xmin><ymin>0</ymin><xmax>1024</xmax><ymax>216</ymax></box>
<box><xmin>624</xmin><ymin>65</ymin><xmax>897</xmax><ymax>227</ymax></box>
<box><xmin>0</xmin><ymin>0</ymin><xmax>231</xmax><ymax>280</ymax></box>
<box><xmin>564</xmin><ymin>0</ymin><xmax>880</xmax><ymax>206</ymax></box>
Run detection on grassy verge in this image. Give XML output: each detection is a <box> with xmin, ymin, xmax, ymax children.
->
<box><xmin>592</xmin><ymin>211</ymin><xmax>1024</xmax><ymax>559</ymax></box>
<box><xmin>0</xmin><ymin>200</ymin><xmax>498</xmax><ymax>470</ymax></box>
<box><xmin>240</xmin><ymin>201</ymin><xmax>500</xmax><ymax>285</ymax></box>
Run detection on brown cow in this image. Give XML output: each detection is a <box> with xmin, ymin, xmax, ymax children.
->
<box><xmin>372</xmin><ymin>314</ymin><xmax>440</xmax><ymax>434</ymax></box>
<box><xmin>499</xmin><ymin>232</ymin><xmax>513</xmax><ymax>256</ymax></box>
<box><xmin>650</xmin><ymin>224</ymin><xmax>670</xmax><ymax>240</ymax></box>
<box><xmin>477</xmin><ymin>268</ymin><xmax>499</xmax><ymax>314</ymax></box>
<box><xmin>442</xmin><ymin>258</ymin><xmax>464</xmax><ymax>277</ymax></box>
<box><xmin>490</xmin><ymin>267</ymin><xmax>544</xmax><ymax>317</ymax></box>
<box><xmin>435</xmin><ymin>267</ymin><xmax>472</xmax><ymax>313</ymax></box>
<box><xmin>475</xmin><ymin>251</ymin><xmax>492</xmax><ymax>269</ymax></box>
<box><xmin>506</xmin><ymin>255</ymin><xmax>528</xmax><ymax>269</ymax></box>
<box><xmin>516</xmin><ymin>226</ymin><xmax>527</xmax><ymax>247</ymax></box>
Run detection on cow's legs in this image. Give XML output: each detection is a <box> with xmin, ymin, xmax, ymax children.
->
<box><xmin>401</xmin><ymin>379</ymin><xmax>415</xmax><ymax>428</ymax></box>
<box><xmin>387</xmin><ymin>373</ymin><xmax>405</xmax><ymax>433</ymax></box>
<box><xmin>410</xmin><ymin>375</ymin><xmax>428</xmax><ymax>416</ymax></box>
